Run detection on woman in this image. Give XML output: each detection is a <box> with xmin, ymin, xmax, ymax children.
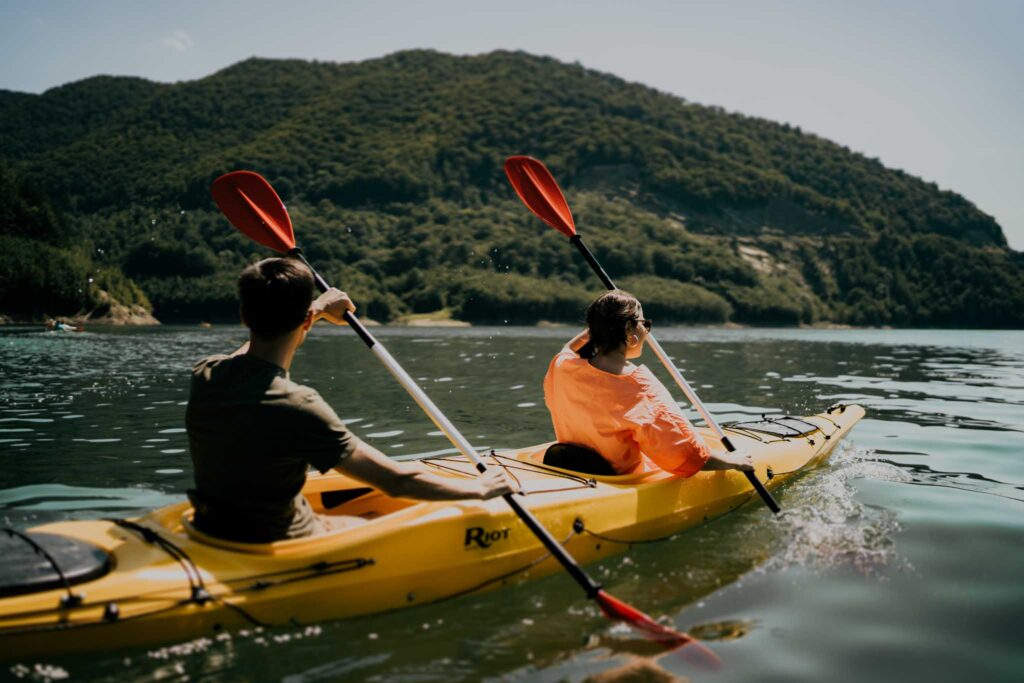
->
<box><xmin>543</xmin><ymin>290</ymin><xmax>752</xmax><ymax>476</ymax></box>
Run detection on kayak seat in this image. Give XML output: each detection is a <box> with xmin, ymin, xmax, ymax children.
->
<box><xmin>513</xmin><ymin>443</ymin><xmax>664</xmax><ymax>484</ymax></box>
<box><xmin>180</xmin><ymin>511</ymin><xmax>368</xmax><ymax>555</ymax></box>
<box><xmin>543</xmin><ymin>443</ymin><xmax>617</xmax><ymax>476</ymax></box>
<box><xmin>320</xmin><ymin>487</ymin><xmax>375</xmax><ymax>510</ymax></box>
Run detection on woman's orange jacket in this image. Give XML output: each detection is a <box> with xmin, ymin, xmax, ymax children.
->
<box><xmin>543</xmin><ymin>346</ymin><xmax>710</xmax><ymax>476</ymax></box>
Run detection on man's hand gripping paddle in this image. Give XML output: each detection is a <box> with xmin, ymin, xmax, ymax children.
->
<box><xmin>211</xmin><ymin>170</ymin><xmax>720</xmax><ymax>668</ymax></box>
<box><xmin>505</xmin><ymin>156</ymin><xmax>781</xmax><ymax>515</ymax></box>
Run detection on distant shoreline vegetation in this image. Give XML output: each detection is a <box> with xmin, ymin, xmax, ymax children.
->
<box><xmin>1</xmin><ymin>50</ymin><xmax>1022</xmax><ymax>328</ymax></box>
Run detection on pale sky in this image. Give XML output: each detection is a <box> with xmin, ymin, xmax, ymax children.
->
<box><xmin>2</xmin><ymin>0</ymin><xmax>1022</xmax><ymax>249</ymax></box>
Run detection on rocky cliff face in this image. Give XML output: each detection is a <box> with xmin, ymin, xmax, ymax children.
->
<box><xmin>85</xmin><ymin>288</ymin><xmax>159</xmax><ymax>325</ymax></box>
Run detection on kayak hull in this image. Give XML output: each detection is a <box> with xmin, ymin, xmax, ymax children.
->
<box><xmin>0</xmin><ymin>405</ymin><xmax>864</xmax><ymax>658</ymax></box>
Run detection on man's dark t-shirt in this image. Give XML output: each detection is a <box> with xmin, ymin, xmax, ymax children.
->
<box><xmin>186</xmin><ymin>354</ymin><xmax>360</xmax><ymax>542</ymax></box>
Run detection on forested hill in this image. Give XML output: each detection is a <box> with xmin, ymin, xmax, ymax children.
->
<box><xmin>2</xmin><ymin>49</ymin><xmax>1022</xmax><ymax>327</ymax></box>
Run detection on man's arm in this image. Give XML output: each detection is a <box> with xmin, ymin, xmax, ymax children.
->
<box><xmin>334</xmin><ymin>441</ymin><xmax>515</xmax><ymax>501</ymax></box>
<box><xmin>229</xmin><ymin>341</ymin><xmax>250</xmax><ymax>357</ymax></box>
<box><xmin>702</xmin><ymin>451</ymin><xmax>754</xmax><ymax>472</ymax></box>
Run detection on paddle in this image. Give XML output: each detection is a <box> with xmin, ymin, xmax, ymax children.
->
<box><xmin>504</xmin><ymin>156</ymin><xmax>781</xmax><ymax>514</ymax></box>
<box><xmin>211</xmin><ymin>170</ymin><xmax>720</xmax><ymax>665</ymax></box>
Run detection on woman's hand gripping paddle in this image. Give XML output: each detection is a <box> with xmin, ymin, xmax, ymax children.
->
<box><xmin>505</xmin><ymin>156</ymin><xmax>781</xmax><ymax>515</ymax></box>
<box><xmin>211</xmin><ymin>170</ymin><xmax>720</xmax><ymax>668</ymax></box>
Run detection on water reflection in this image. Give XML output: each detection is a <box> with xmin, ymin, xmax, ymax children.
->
<box><xmin>2</xmin><ymin>325</ymin><xmax>1023</xmax><ymax>682</ymax></box>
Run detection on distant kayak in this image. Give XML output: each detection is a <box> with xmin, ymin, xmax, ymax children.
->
<box><xmin>0</xmin><ymin>404</ymin><xmax>863</xmax><ymax>658</ymax></box>
<box><xmin>46</xmin><ymin>321</ymin><xmax>82</xmax><ymax>333</ymax></box>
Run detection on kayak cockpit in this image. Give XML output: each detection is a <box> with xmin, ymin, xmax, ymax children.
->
<box><xmin>143</xmin><ymin>477</ymin><xmax>424</xmax><ymax>555</ymax></box>
<box><xmin>179</xmin><ymin>511</ymin><xmax>373</xmax><ymax>554</ymax></box>
<box><xmin>300</xmin><ymin>470</ymin><xmax>424</xmax><ymax>521</ymax></box>
<box><xmin>172</xmin><ymin>489</ymin><xmax>419</xmax><ymax>555</ymax></box>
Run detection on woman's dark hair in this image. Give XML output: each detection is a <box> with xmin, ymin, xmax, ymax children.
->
<box><xmin>586</xmin><ymin>289</ymin><xmax>642</xmax><ymax>352</ymax></box>
<box><xmin>238</xmin><ymin>257</ymin><xmax>315</xmax><ymax>339</ymax></box>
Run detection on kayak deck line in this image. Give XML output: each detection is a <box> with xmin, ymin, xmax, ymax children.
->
<box><xmin>0</xmin><ymin>405</ymin><xmax>865</xmax><ymax>659</ymax></box>
<box><xmin>422</xmin><ymin>452</ymin><xmax>599</xmax><ymax>495</ymax></box>
<box><xmin>723</xmin><ymin>412</ymin><xmax>846</xmax><ymax>445</ymax></box>
<box><xmin>568</xmin><ymin>496</ymin><xmax>758</xmax><ymax>547</ymax></box>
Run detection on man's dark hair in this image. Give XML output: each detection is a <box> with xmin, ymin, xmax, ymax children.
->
<box><xmin>238</xmin><ymin>258</ymin><xmax>315</xmax><ymax>339</ymax></box>
<box><xmin>586</xmin><ymin>289</ymin><xmax>642</xmax><ymax>352</ymax></box>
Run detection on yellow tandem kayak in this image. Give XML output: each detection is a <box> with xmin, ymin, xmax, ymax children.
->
<box><xmin>0</xmin><ymin>405</ymin><xmax>863</xmax><ymax>658</ymax></box>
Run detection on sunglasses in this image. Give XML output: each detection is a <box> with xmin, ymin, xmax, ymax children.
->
<box><xmin>635</xmin><ymin>318</ymin><xmax>653</xmax><ymax>331</ymax></box>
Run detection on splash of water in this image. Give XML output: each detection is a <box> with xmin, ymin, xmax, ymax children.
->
<box><xmin>763</xmin><ymin>442</ymin><xmax>912</xmax><ymax>575</ymax></box>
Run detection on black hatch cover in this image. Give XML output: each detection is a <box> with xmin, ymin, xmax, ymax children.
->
<box><xmin>0</xmin><ymin>531</ymin><xmax>111</xmax><ymax>598</ymax></box>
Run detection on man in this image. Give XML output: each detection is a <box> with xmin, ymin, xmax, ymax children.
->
<box><xmin>186</xmin><ymin>257</ymin><xmax>513</xmax><ymax>543</ymax></box>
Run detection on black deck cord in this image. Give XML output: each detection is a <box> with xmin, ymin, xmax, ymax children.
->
<box><xmin>423</xmin><ymin>452</ymin><xmax>596</xmax><ymax>492</ymax></box>
<box><xmin>111</xmin><ymin>519</ymin><xmax>206</xmax><ymax>601</ymax></box>
<box><xmin>734</xmin><ymin>416</ymin><xmax>842</xmax><ymax>443</ymax></box>
<box><xmin>572</xmin><ymin>491</ymin><xmax>758</xmax><ymax>546</ymax></box>
<box><xmin>426</xmin><ymin>452</ymin><xmax>596</xmax><ymax>487</ymax></box>
<box><xmin>110</xmin><ymin>519</ymin><xmax>267</xmax><ymax>627</ymax></box>
<box><xmin>818</xmin><ymin>409</ymin><xmax>843</xmax><ymax>430</ymax></box>
<box><xmin>0</xmin><ymin>601</ymin><xmax>196</xmax><ymax>637</ymax></box>
<box><xmin>485</xmin><ymin>451</ymin><xmax>599</xmax><ymax>495</ymax></box>
<box><xmin>780</xmin><ymin>415</ymin><xmax>829</xmax><ymax>435</ymax></box>
<box><xmin>724</xmin><ymin>418</ymin><xmax>800</xmax><ymax>443</ymax></box>
<box><xmin>236</xmin><ymin>558</ymin><xmax>373</xmax><ymax>593</ymax></box>
<box><xmin>783</xmin><ymin>414</ymin><xmax>842</xmax><ymax>440</ymax></box>
<box><xmin>758</xmin><ymin>414</ymin><xmax>817</xmax><ymax>443</ymax></box>
<box><xmin>721</xmin><ymin>426</ymin><xmax>769</xmax><ymax>443</ymax></box>
<box><xmin>2</xmin><ymin>527</ymin><xmax>83</xmax><ymax>608</ymax></box>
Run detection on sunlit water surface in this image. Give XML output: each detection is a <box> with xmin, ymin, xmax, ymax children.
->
<box><xmin>1</xmin><ymin>325</ymin><xmax>1022</xmax><ymax>682</ymax></box>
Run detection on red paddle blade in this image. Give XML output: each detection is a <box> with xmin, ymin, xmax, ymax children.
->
<box><xmin>211</xmin><ymin>171</ymin><xmax>296</xmax><ymax>253</ymax></box>
<box><xmin>595</xmin><ymin>590</ymin><xmax>722</xmax><ymax>670</ymax></box>
<box><xmin>504</xmin><ymin>156</ymin><xmax>577</xmax><ymax>237</ymax></box>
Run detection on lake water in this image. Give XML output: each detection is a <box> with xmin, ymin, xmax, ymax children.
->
<box><xmin>1</xmin><ymin>325</ymin><xmax>1022</xmax><ymax>682</ymax></box>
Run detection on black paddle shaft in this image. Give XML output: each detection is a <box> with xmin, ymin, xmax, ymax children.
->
<box><xmin>507</xmin><ymin>494</ymin><xmax>602</xmax><ymax>597</ymax></box>
<box><xmin>568</xmin><ymin>236</ymin><xmax>780</xmax><ymax>514</ymax></box>
<box><xmin>723</xmin><ymin>435</ymin><xmax>780</xmax><ymax>513</ymax></box>
<box><xmin>498</xmin><ymin>485</ymin><xmax>602</xmax><ymax>597</ymax></box>
<box><xmin>571</xmin><ymin>235</ymin><xmax>616</xmax><ymax>289</ymax></box>
<box><xmin>289</xmin><ymin>249</ymin><xmax>377</xmax><ymax>348</ymax></box>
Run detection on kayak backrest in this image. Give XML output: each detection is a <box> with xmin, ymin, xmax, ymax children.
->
<box><xmin>514</xmin><ymin>444</ymin><xmax>667</xmax><ymax>484</ymax></box>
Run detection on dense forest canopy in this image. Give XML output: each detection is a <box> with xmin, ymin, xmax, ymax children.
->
<box><xmin>1</xmin><ymin>50</ymin><xmax>1021</xmax><ymax>327</ymax></box>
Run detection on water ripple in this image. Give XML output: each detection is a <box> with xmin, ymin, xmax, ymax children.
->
<box><xmin>2</xmin><ymin>325</ymin><xmax>1023</xmax><ymax>682</ymax></box>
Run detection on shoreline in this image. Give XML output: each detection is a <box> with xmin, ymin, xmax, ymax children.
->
<box><xmin>0</xmin><ymin>303</ymin><xmax>159</xmax><ymax>327</ymax></box>
<box><xmin>5</xmin><ymin>319</ymin><xmax>1016</xmax><ymax>332</ymax></box>
<box><xmin>2</xmin><ymin>313</ymin><xmax>1015</xmax><ymax>332</ymax></box>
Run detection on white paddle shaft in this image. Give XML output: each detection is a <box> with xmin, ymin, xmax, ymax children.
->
<box><xmin>369</xmin><ymin>344</ymin><xmax>484</xmax><ymax>467</ymax></box>
<box><xmin>645</xmin><ymin>336</ymin><xmax>728</xmax><ymax>443</ymax></box>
